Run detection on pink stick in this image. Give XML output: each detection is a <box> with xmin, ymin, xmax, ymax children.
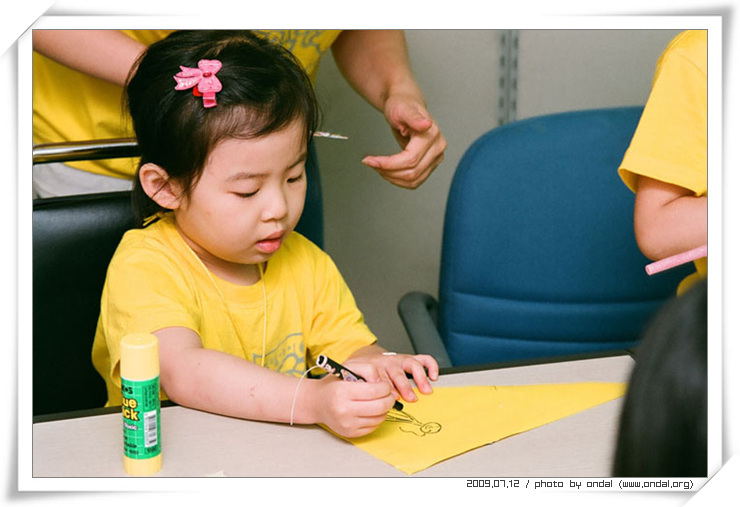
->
<box><xmin>645</xmin><ymin>244</ymin><xmax>708</xmax><ymax>275</ymax></box>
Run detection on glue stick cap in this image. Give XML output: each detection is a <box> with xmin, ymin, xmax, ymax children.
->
<box><xmin>121</xmin><ymin>333</ymin><xmax>162</xmax><ymax>476</ymax></box>
<box><xmin>121</xmin><ymin>332</ymin><xmax>159</xmax><ymax>380</ymax></box>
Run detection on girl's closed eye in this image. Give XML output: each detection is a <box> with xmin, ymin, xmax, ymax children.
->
<box><xmin>234</xmin><ymin>187</ymin><xmax>260</xmax><ymax>198</ymax></box>
<box><xmin>287</xmin><ymin>171</ymin><xmax>304</xmax><ymax>184</ymax></box>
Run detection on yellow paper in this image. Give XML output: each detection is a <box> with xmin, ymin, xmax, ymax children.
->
<box><xmin>335</xmin><ymin>382</ymin><xmax>626</xmax><ymax>474</ymax></box>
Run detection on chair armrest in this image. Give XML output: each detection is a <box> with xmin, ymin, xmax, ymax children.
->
<box><xmin>397</xmin><ymin>291</ymin><xmax>452</xmax><ymax>368</ymax></box>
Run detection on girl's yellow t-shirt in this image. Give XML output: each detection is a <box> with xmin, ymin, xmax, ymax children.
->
<box><xmin>92</xmin><ymin>214</ymin><xmax>375</xmax><ymax>407</ymax></box>
<box><xmin>32</xmin><ymin>29</ymin><xmax>341</xmax><ymax>179</ymax></box>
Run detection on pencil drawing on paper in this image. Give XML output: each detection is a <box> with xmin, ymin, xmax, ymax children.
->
<box><xmin>385</xmin><ymin>408</ymin><xmax>442</xmax><ymax>437</ymax></box>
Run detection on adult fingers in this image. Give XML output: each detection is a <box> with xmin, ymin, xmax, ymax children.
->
<box><xmin>363</xmin><ymin>130</ymin><xmax>446</xmax><ymax>189</ymax></box>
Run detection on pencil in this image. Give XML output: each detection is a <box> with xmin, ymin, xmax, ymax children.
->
<box><xmin>645</xmin><ymin>244</ymin><xmax>707</xmax><ymax>276</ymax></box>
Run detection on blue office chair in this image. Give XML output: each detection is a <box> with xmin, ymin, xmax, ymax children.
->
<box><xmin>398</xmin><ymin>107</ymin><xmax>694</xmax><ymax>368</ymax></box>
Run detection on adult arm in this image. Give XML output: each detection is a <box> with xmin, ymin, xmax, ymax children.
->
<box><xmin>33</xmin><ymin>29</ymin><xmax>146</xmax><ymax>86</ymax></box>
<box><xmin>331</xmin><ymin>30</ymin><xmax>446</xmax><ymax>189</ymax></box>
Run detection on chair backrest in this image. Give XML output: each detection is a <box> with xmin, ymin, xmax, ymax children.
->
<box><xmin>438</xmin><ymin>107</ymin><xmax>694</xmax><ymax>366</ymax></box>
<box><xmin>33</xmin><ymin>191</ymin><xmax>135</xmax><ymax>415</ymax></box>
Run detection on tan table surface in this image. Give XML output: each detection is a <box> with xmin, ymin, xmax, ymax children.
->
<box><xmin>32</xmin><ymin>353</ymin><xmax>634</xmax><ymax>478</ymax></box>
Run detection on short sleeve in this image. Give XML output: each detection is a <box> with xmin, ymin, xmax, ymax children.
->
<box><xmin>297</xmin><ymin>239</ymin><xmax>377</xmax><ymax>363</ymax></box>
<box><xmin>95</xmin><ymin>239</ymin><xmax>201</xmax><ymax>389</ymax></box>
<box><xmin>618</xmin><ymin>36</ymin><xmax>707</xmax><ymax>196</ymax></box>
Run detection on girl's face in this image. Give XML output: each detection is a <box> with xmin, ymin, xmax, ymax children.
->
<box><xmin>173</xmin><ymin>119</ymin><xmax>308</xmax><ymax>284</ymax></box>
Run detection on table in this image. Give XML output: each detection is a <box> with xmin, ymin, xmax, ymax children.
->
<box><xmin>32</xmin><ymin>352</ymin><xmax>634</xmax><ymax>478</ymax></box>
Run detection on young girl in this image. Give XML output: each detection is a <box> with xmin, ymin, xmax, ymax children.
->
<box><xmin>91</xmin><ymin>30</ymin><xmax>438</xmax><ymax>439</ymax></box>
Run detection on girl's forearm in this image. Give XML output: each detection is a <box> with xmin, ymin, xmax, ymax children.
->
<box><xmin>153</xmin><ymin>327</ymin><xmax>395</xmax><ymax>437</ymax></box>
<box><xmin>160</xmin><ymin>344</ymin><xmax>322</xmax><ymax>425</ymax></box>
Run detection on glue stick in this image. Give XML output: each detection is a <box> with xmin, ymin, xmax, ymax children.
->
<box><xmin>120</xmin><ymin>333</ymin><xmax>162</xmax><ymax>476</ymax></box>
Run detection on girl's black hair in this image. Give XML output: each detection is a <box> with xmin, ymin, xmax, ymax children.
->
<box><xmin>126</xmin><ymin>30</ymin><xmax>320</xmax><ymax>225</ymax></box>
<box><xmin>613</xmin><ymin>278</ymin><xmax>707</xmax><ymax>477</ymax></box>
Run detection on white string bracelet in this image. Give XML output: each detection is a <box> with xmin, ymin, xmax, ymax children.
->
<box><xmin>290</xmin><ymin>365</ymin><xmax>319</xmax><ymax>426</ymax></box>
<box><xmin>382</xmin><ymin>352</ymin><xmax>397</xmax><ymax>356</ymax></box>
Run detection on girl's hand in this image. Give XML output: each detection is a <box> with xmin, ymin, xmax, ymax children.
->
<box><xmin>307</xmin><ymin>375</ymin><xmax>396</xmax><ymax>438</ymax></box>
<box><xmin>345</xmin><ymin>351</ymin><xmax>439</xmax><ymax>404</ymax></box>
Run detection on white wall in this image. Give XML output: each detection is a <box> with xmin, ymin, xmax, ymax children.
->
<box><xmin>314</xmin><ymin>29</ymin><xmax>683</xmax><ymax>354</ymax></box>
<box><xmin>517</xmin><ymin>29</ymin><xmax>683</xmax><ymax>119</ymax></box>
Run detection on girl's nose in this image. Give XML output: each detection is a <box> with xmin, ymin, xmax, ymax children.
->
<box><xmin>261</xmin><ymin>188</ymin><xmax>289</xmax><ymax>222</ymax></box>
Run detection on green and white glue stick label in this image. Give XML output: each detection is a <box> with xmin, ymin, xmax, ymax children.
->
<box><xmin>121</xmin><ymin>375</ymin><xmax>161</xmax><ymax>460</ymax></box>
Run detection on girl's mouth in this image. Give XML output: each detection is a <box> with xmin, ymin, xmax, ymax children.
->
<box><xmin>256</xmin><ymin>231</ymin><xmax>284</xmax><ymax>254</ymax></box>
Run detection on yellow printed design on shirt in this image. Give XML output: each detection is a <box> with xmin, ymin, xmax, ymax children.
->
<box><xmin>257</xmin><ymin>30</ymin><xmax>341</xmax><ymax>81</ymax></box>
<box><xmin>251</xmin><ymin>333</ymin><xmax>307</xmax><ymax>377</ymax></box>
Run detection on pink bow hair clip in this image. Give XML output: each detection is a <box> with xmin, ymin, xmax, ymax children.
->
<box><xmin>174</xmin><ymin>59</ymin><xmax>223</xmax><ymax>108</ymax></box>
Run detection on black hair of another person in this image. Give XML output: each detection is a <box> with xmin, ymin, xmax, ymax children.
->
<box><xmin>125</xmin><ymin>30</ymin><xmax>320</xmax><ymax>226</ymax></box>
<box><xmin>613</xmin><ymin>278</ymin><xmax>707</xmax><ymax>477</ymax></box>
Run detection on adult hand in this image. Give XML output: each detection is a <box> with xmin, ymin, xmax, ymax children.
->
<box><xmin>362</xmin><ymin>94</ymin><xmax>446</xmax><ymax>189</ymax></box>
<box><xmin>330</xmin><ymin>30</ymin><xmax>447</xmax><ymax>189</ymax></box>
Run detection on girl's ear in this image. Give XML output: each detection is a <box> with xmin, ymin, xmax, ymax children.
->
<box><xmin>139</xmin><ymin>163</ymin><xmax>183</xmax><ymax>210</ymax></box>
